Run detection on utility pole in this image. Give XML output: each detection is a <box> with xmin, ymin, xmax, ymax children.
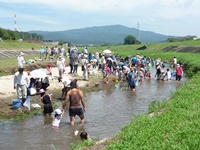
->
<box><xmin>14</xmin><ymin>14</ymin><xmax>17</xmax><ymax>31</ymax></box>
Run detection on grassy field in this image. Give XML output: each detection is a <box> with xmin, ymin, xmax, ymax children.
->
<box><xmin>0</xmin><ymin>41</ymin><xmax>51</xmax><ymax>50</ymax></box>
<box><xmin>0</xmin><ymin>41</ymin><xmax>56</xmax><ymax>76</ymax></box>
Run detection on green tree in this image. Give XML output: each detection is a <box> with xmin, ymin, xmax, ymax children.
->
<box><xmin>2</xmin><ymin>31</ymin><xmax>10</xmax><ymax>40</ymax></box>
<box><xmin>124</xmin><ymin>35</ymin><xmax>137</xmax><ymax>45</ymax></box>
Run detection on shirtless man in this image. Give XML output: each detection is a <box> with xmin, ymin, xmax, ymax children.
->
<box><xmin>62</xmin><ymin>81</ymin><xmax>86</xmax><ymax>126</ymax></box>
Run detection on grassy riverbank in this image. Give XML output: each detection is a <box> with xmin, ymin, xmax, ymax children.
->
<box><xmin>103</xmin><ymin>73</ymin><xmax>200</xmax><ymax>150</ymax></box>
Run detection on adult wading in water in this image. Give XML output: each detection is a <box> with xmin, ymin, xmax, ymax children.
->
<box><xmin>62</xmin><ymin>81</ymin><xmax>86</xmax><ymax>126</ymax></box>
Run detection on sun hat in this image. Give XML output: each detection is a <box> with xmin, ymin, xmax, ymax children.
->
<box><xmin>39</xmin><ymin>89</ymin><xmax>45</xmax><ymax>94</ymax></box>
<box><xmin>20</xmin><ymin>52</ymin><xmax>24</xmax><ymax>56</ymax></box>
<box><xmin>55</xmin><ymin>109</ymin><xmax>62</xmax><ymax>115</ymax></box>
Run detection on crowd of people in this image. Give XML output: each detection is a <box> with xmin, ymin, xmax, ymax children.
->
<box><xmin>14</xmin><ymin>46</ymin><xmax>184</xmax><ymax>130</ymax></box>
<box><xmin>13</xmin><ymin>46</ymin><xmax>186</xmax><ymax>142</ymax></box>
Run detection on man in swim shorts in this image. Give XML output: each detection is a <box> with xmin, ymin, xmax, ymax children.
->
<box><xmin>62</xmin><ymin>81</ymin><xmax>86</xmax><ymax>126</ymax></box>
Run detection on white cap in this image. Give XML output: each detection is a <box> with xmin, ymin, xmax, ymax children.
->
<box><xmin>55</xmin><ymin>109</ymin><xmax>62</xmax><ymax>115</ymax></box>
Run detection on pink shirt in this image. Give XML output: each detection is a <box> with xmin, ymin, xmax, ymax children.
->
<box><xmin>47</xmin><ymin>67</ymin><xmax>52</xmax><ymax>73</ymax></box>
<box><xmin>106</xmin><ymin>67</ymin><xmax>110</xmax><ymax>75</ymax></box>
<box><xmin>176</xmin><ymin>67</ymin><xmax>183</xmax><ymax>76</ymax></box>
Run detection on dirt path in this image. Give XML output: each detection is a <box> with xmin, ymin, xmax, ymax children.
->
<box><xmin>0</xmin><ymin>67</ymin><xmax>90</xmax><ymax>99</ymax></box>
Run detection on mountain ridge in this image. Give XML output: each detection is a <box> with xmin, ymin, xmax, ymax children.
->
<box><xmin>29</xmin><ymin>25</ymin><xmax>178</xmax><ymax>45</ymax></box>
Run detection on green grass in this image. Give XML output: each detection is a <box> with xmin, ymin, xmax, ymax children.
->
<box><xmin>87</xmin><ymin>41</ymin><xmax>200</xmax><ymax>77</ymax></box>
<box><xmin>0</xmin><ymin>41</ymin><xmax>50</xmax><ymax>50</ymax></box>
<box><xmin>105</xmin><ymin>74</ymin><xmax>200</xmax><ymax>150</ymax></box>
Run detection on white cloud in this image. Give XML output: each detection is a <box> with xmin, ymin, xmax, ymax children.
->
<box><xmin>0</xmin><ymin>0</ymin><xmax>200</xmax><ymax>36</ymax></box>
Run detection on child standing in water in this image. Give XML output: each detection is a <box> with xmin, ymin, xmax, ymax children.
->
<box><xmin>105</xmin><ymin>64</ymin><xmax>111</xmax><ymax>84</ymax></box>
<box><xmin>40</xmin><ymin>89</ymin><xmax>53</xmax><ymax>115</ymax></box>
<box><xmin>102</xmin><ymin>64</ymin><xmax>110</xmax><ymax>84</ymax></box>
<box><xmin>166</xmin><ymin>68</ymin><xmax>171</xmax><ymax>81</ymax></box>
<box><xmin>52</xmin><ymin>109</ymin><xmax>63</xmax><ymax>128</ymax></box>
<box><xmin>138</xmin><ymin>68</ymin><xmax>144</xmax><ymax>82</ymax></box>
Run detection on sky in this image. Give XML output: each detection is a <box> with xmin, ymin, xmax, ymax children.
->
<box><xmin>0</xmin><ymin>0</ymin><xmax>199</xmax><ymax>37</ymax></box>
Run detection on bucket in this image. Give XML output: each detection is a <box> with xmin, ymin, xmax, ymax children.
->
<box><xmin>172</xmin><ymin>72</ymin><xmax>176</xmax><ymax>77</ymax></box>
<box><xmin>95</xmin><ymin>83</ymin><xmax>99</xmax><ymax>87</ymax></box>
<box><xmin>12</xmin><ymin>99</ymin><xmax>22</xmax><ymax>110</ymax></box>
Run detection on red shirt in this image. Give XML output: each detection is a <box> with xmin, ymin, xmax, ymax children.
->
<box><xmin>176</xmin><ymin>67</ymin><xmax>183</xmax><ymax>76</ymax></box>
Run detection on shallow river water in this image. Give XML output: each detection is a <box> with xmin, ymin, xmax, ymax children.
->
<box><xmin>0</xmin><ymin>65</ymin><xmax>186</xmax><ymax>150</ymax></box>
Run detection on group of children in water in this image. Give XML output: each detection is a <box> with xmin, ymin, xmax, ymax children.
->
<box><xmin>99</xmin><ymin>53</ymin><xmax>183</xmax><ymax>91</ymax></box>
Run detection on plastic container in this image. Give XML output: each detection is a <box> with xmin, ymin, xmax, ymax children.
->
<box><xmin>12</xmin><ymin>99</ymin><xmax>22</xmax><ymax>110</ymax></box>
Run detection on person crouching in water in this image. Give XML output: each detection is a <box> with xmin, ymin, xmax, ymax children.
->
<box><xmin>138</xmin><ymin>68</ymin><xmax>144</xmax><ymax>82</ymax></box>
<box><xmin>80</xmin><ymin>131</ymin><xmax>92</xmax><ymax>141</ymax></box>
<box><xmin>39</xmin><ymin>89</ymin><xmax>53</xmax><ymax>115</ymax></box>
<box><xmin>52</xmin><ymin>109</ymin><xmax>63</xmax><ymax>128</ymax></box>
<box><xmin>62</xmin><ymin>81</ymin><xmax>86</xmax><ymax>126</ymax></box>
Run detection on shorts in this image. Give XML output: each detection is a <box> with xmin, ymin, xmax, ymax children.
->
<box><xmin>69</xmin><ymin>108</ymin><xmax>84</xmax><ymax>117</ymax></box>
<box><xmin>44</xmin><ymin>103</ymin><xmax>53</xmax><ymax>114</ymax></box>
<box><xmin>62</xmin><ymin>87</ymin><xmax>70</xmax><ymax>93</ymax></box>
<box><xmin>129</xmin><ymin>80</ymin><xmax>136</xmax><ymax>89</ymax></box>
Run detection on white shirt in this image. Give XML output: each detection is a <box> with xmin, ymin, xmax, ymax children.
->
<box><xmin>62</xmin><ymin>77</ymin><xmax>71</xmax><ymax>87</ymax></box>
<box><xmin>60</xmin><ymin>47</ymin><xmax>65</xmax><ymax>56</ymax></box>
<box><xmin>52</xmin><ymin>118</ymin><xmax>61</xmax><ymax>127</ymax></box>
<box><xmin>81</xmin><ymin>58</ymin><xmax>88</xmax><ymax>66</ymax></box>
<box><xmin>166</xmin><ymin>71</ymin><xmax>171</xmax><ymax>80</ymax></box>
<box><xmin>57</xmin><ymin>59</ymin><xmax>65</xmax><ymax>69</ymax></box>
<box><xmin>14</xmin><ymin>71</ymin><xmax>29</xmax><ymax>87</ymax></box>
<box><xmin>173</xmin><ymin>58</ymin><xmax>177</xmax><ymax>64</ymax></box>
<box><xmin>17</xmin><ymin>56</ymin><xmax>24</xmax><ymax>68</ymax></box>
<box><xmin>123</xmin><ymin>66</ymin><xmax>130</xmax><ymax>73</ymax></box>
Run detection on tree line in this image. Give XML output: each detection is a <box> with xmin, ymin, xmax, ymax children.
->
<box><xmin>0</xmin><ymin>27</ymin><xmax>42</xmax><ymax>41</ymax></box>
<box><xmin>167</xmin><ymin>35</ymin><xmax>197</xmax><ymax>42</ymax></box>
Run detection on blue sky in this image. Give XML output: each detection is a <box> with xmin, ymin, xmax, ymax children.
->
<box><xmin>0</xmin><ymin>0</ymin><xmax>199</xmax><ymax>37</ymax></box>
